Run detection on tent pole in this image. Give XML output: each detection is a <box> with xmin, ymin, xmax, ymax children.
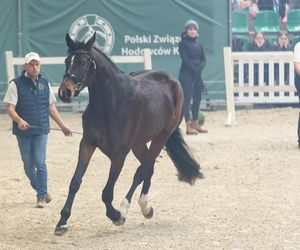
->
<box><xmin>228</xmin><ymin>0</ymin><xmax>232</xmax><ymax>47</ymax></box>
<box><xmin>17</xmin><ymin>0</ymin><xmax>23</xmax><ymax>57</ymax></box>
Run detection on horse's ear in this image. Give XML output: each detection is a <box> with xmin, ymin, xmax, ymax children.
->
<box><xmin>66</xmin><ymin>33</ymin><xmax>75</xmax><ymax>49</ymax></box>
<box><xmin>85</xmin><ymin>32</ymin><xmax>96</xmax><ymax>51</ymax></box>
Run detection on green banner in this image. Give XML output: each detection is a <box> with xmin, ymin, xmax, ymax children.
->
<box><xmin>0</xmin><ymin>0</ymin><xmax>229</xmax><ymax>101</ymax></box>
<box><xmin>0</xmin><ymin>0</ymin><xmax>18</xmax><ymax>98</ymax></box>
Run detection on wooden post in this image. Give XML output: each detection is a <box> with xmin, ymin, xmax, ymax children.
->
<box><xmin>5</xmin><ymin>51</ymin><xmax>16</xmax><ymax>82</ymax></box>
<box><xmin>223</xmin><ymin>47</ymin><xmax>237</xmax><ymax>126</ymax></box>
<box><xmin>143</xmin><ymin>48</ymin><xmax>152</xmax><ymax>70</ymax></box>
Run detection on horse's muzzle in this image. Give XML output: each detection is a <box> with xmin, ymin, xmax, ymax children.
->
<box><xmin>58</xmin><ymin>86</ymin><xmax>73</xmax><ymax>103</ymax></box>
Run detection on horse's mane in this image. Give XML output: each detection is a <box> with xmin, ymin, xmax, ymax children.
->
<box><xmin>67</xmin><ymin>41</ymin><xmax>121</xmax><ymax>73</ymax></box>
<box><xmin>92</xmin><ymin>46</ymin><xmax>121</xmax><ymax>72</ymax></box>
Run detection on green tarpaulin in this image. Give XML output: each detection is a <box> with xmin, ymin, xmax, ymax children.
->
<box><xmin>0</xmin><ymin>0</ymin><xmax>229</xmax><ymax>101</ymax></box>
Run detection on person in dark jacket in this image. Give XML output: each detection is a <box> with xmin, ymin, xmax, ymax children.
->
<box><xmin>3</xmin><ymin>52</ymin><xmax>73</xmax><ymax>208</ymax></box>
<box><xmin>178</xmin><ymin>20</ymin><xmax>207</xmax><ymax>135</ymax></box>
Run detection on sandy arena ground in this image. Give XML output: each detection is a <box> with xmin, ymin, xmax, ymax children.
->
<box><xmin>1</xmin><ymin>108</ymin><xmax>300</xmax><ymax>250</ymax></box>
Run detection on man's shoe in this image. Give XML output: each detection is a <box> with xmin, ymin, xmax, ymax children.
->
<box><xmin>45</xmin><ymin>193</ymin><xmax>52</xmax><ymax>204</ymax></box>
<box><xmin>36</xmin><ymin>197</ymin><xmax>45</xmax><ymax>208</ymax></box>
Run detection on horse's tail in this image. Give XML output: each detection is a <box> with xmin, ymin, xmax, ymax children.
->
<box><xmin>165</xmin><ymin>128</ymin><xmax>203</xmax><ymax>185</ymax></box>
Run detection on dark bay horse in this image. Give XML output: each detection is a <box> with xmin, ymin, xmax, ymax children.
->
<box><xmin>55</xmin><ymin>33</ymin><xmax>203</xmax><ymax>236</ymax></box>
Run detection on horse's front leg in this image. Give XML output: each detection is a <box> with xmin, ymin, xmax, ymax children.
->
<box><xmin>54</xmin><ymin>139</ymin><xmax>95</xmax><ymax>236</ymax></box>
<box><xmin>102</xmin><ymin>152</ymin><xmax>128</xmax><ymax>225</ymax></box>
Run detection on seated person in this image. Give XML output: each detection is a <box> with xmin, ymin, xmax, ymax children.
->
<box><xmin>273</xmin><ymin>32</ymin><xmax>292</xmax><ymax>84</ymax></box>
<box><xmin>248</xmin><ymin>32</ymin><xmax>271</xmax><ymax>51</ymax></box>
<box><xmin>273</xmin><ymin>31</ymin><xmax>292</xmax><ymax>51</ymax></box>
<box><xmin>248</xmin><ymin>32</ymin><xmax>271</xmax><ymax>85</ymax></box>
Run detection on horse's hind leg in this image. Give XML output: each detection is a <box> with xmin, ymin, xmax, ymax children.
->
<box><xmin>54</xmin><ymin>140</ymin><xmax>95</xmax><ymax>236</ymax></box>
<box><xmin>138</xmin><ymin>133</ymin><xmax>170</xmax><ymax>218</ymax></box>
<box><xmin>102</xmin><ymin>152</ymin><xmax>128</xmax><ymax>226</ymax></box>
<box><xmin>120</xmin><ymin>144</ymin><xmax>149</xmax><ymax>217</ymax></box>
<box><xmin>122</xmin><ymin>133</ymin><xmax>169</xmax><ymax>220</ymax></box>
<box><xmin>138</xmin><ymin>166</ymin><xmax>154</xmax><ymax>219</ymax></box>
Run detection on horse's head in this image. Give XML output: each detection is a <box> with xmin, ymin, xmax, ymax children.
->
<box><xmin>58</xmin><ymin>33</ymin><xmax>96</xmax><ymax>103</ymax></box>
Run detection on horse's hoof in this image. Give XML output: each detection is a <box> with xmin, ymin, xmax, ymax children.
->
<box><xmin>113</xmin><ymin>216</ymin><xmax>126</xmax><ymax>226</ymax></box>
<box><xmin>54</xmin><ymin>225</ymin><xmax>68</xmax><ymax>236</ymax></box>
<box><xmin>144</xmin><ymin>207</ymin><xmax>154</xmax><ymax>219</ymax></box>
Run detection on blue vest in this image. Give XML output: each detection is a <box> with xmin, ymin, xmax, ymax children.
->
<box><xmin>13</xmin><ymin>70</ymin><xmax>50</xmax><ymax>136</ymax></box>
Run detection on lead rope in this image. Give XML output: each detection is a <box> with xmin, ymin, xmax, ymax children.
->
<box><xmin>28</xmin><ymin>125</ymin><xmax>82</xmax><ymax>135</ymax></box>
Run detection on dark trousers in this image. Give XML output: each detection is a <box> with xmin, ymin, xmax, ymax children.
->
<box><xmin>179</xmin><ymin>73</ymin><xmax>202</xmax><ymax>122</ymax></box>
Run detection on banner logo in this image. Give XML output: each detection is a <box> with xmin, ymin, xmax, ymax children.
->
<box><xmin>69</xmin><ymin>14</ymin><xmax>115</xmax><ymax>54</ymax></box>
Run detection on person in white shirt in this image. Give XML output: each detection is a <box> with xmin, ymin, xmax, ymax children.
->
<box><xmin>3</xmin><ymin>52</ymin><xmax>72</xmax><ymax>207</ymax></box>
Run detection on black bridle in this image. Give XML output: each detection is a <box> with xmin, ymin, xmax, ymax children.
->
<box><xmin>63</xmin><ymin>50</ymin><xmax>95</xmax><ymax>96</ymax></box>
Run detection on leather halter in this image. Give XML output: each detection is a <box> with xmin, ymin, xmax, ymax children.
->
<box><xmin>63</xmin><ymin>50</ymin><xmax>95</xmax><ymax>96</ymax></box>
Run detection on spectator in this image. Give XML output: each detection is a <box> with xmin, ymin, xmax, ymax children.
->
<box><xmin>273</xmin><ymin>31</ymin><xmax>292</xmax><ymax>84</ymax></box>
<box><xmin>248</xmin><ymin>31</ymin><xmax>271</xmax><ymax>51</ymax></box>
<box><xmin>273</xmin><ymin>31</ymin><xmax>292</xmax><ymax>51</ymax></box>
<box><xmin>178</xmin><ymin>20</ymin><xmax>208</xmax><ymax>135</ymax></box>
<box><xmin>248</xmin><ymin>32</ymin><xmax>270</xmax><ymax>85</ymax></box>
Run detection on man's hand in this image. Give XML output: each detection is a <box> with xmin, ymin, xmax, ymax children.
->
<box><xmin>61</xmin><ymin>125</ymin><xmax>72</xmax><ymax>137</ymax></box>
<box><xmin>49</xmin><ymin>103</ymin><xmax>73</xmax><ymax>137</ymax></box>
<box><xmin>18</xmin><ymin>119</ymin><xmax>29</xmax><ymax>130</ymax></box>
